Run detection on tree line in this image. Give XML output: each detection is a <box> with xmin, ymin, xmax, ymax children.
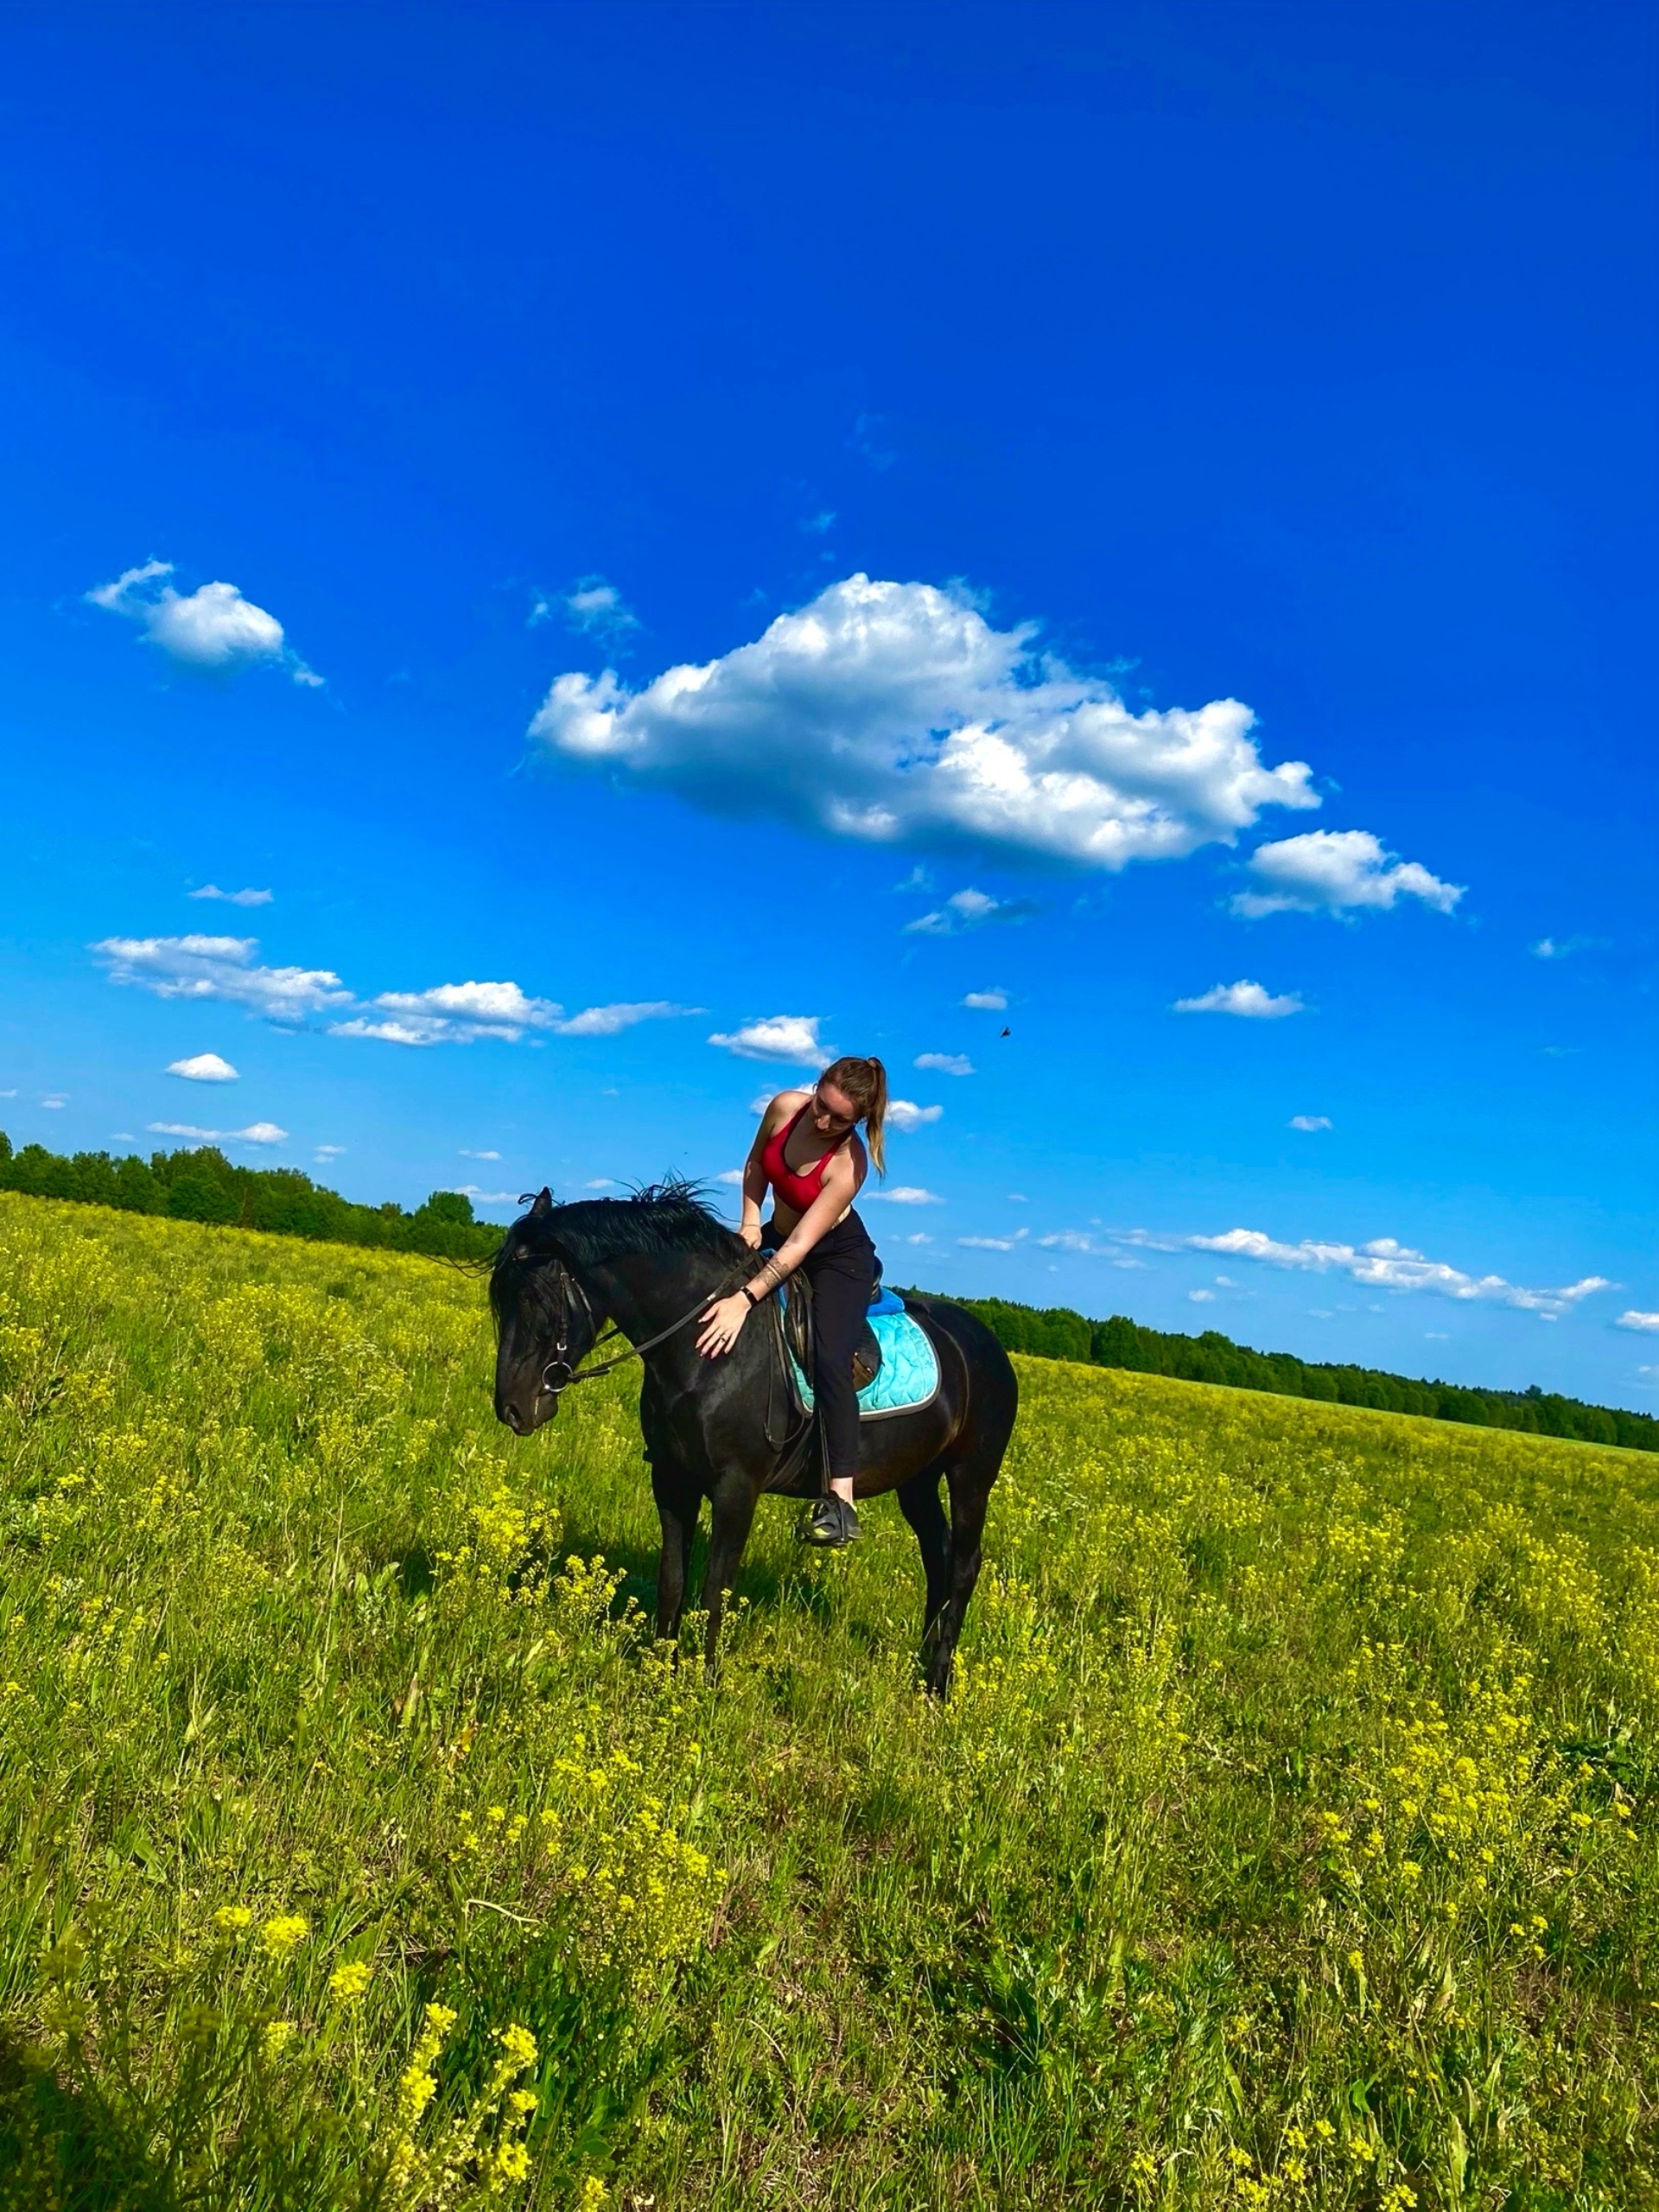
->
<box><xmin>3</xmin><ymin>1128</ymin><xmax>1650</xmax><ymax>1453</ymax></box>
<box><xmin>937</xmin><ymin>1292</ymin><xmax>1658</xmax><ymax>1455</ymax></box>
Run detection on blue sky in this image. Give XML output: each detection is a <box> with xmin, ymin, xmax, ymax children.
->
<box><xmin>1</xmin><ymin>1</ymin><xmax>1654</xmax><ymax>1405</ymax></box>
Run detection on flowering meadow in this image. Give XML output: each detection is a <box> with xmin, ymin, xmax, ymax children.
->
<box><xmin>0</xmin><ymin>1192</ymin><xmax>1654</xmax><ymax>2209</ymax></box>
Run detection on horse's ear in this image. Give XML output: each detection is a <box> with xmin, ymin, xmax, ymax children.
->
<box><xmin>531</xmin><ymin>1186</ymin><xmax>552</xmax><ymax>1221</ymax></box>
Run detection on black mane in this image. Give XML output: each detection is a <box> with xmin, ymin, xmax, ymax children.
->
<box><xmin>491</xmin><ymin>1178</ymin><xmax>747</xmax><ymax>1299</ymax></box>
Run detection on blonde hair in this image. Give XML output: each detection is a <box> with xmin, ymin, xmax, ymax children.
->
<box><xmin>819</xmin><ymin>1056</ymin><xmax>889</xmax><ymax>1176</ymax></box>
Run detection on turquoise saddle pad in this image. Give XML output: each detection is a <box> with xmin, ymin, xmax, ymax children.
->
<box><xmin>783</xmin><ymin>1292</ymin><xmax>941</xmax><ymax>1419</ymax></box>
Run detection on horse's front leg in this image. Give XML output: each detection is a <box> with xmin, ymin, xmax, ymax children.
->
<box><xmin>701</xmin><ymin>1474</ymin><xmax>761</xmax><ymax>1678</ymax></box>
<box><xmin>651</xmin><ymin>1459</ymin><xmax>701</xmax><ymax>1643</ymax></box>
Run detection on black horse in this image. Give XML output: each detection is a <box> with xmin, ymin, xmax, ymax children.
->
<box><xmin>490</xmin><ymin>1184</ymin><xmax>1018</xmax><ymax>1696</ymax></box>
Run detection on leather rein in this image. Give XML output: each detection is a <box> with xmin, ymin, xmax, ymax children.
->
<box><xmin>531</xmin><ymin>1251</ymin><xmax>752</xmax><ymax>1404</ymax></box>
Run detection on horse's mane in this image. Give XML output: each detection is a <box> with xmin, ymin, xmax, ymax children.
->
<box><xmin>491</xmin><ymin>1178</ymin><xmax>747</xmax><ymax>1298</ymax></box>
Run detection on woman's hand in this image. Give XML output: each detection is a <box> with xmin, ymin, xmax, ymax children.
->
<box><xmin>739</xmin><ymin>1222</ymin><xmax>764</xmax><ymax>1250</ymax></box>
<box><xmin>696</xmin><ymin>1293</ymin><xmax>752</xmax><ymax>1357</ymax></box>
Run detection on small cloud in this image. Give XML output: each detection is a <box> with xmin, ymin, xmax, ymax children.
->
<box><xmin>915</xmin><ymin>1052</ymin><xmax>974</xmax><ymax>1076</ymax></box>
<box><xmin>41</xmin><ymin>1095</ymin><xmax>66</xmax><ymax>1109</ymax></box>
<box><xmin>315</xmin><ymin>1143</ymin><xmax>346</xmax><ymax>1159</ymax></box>
<box><xmin>1533</xmin><ymin>935</ymin><xmax>1606</xmax><ymax>960</ymax></box>
<box><xmin>715</xmin><ymin>1168</ymin><xmax>745</xmax><ymax>1185</ymax></box>
<box><xmin>864</xmin><ymin>1185</ymin><xmax>944</xmax><ymax>1205</ymax></box>
<box><xmin>1188</xmin><ymin>1288</ymin><xmax>1216</xmax><ymax>1303</ymax></box>
<box><xmin>1174</xmin><ymin>980</ymin><xmax>1304</xmax><ymax>1019</ymax></box>
<box><xmin>801</xmin><ymin>510</ymin><xmax>837</xmax><ymax>535</ymax></box>
<box><xmin>1425</xmin><ymin>1331</ymin><xmax>1449</xmax><ymax>1340</ymax></box>
<box><xmin>900</xmin><ymin>1231</ymin><xmax>933</xmax><ymax>1245</ymax></box>
<box><xmin>167</xmin><ymin>1052</ymin><xmax>239</xmax><ymax>1084</ymax></box>
<box><xmin>1288</xmin><ymin>1114</ymin><xmax>1332</xmax><ymax>1132</ymax></box>
<box><xmin>959</xmin><ymin>1229</ymin><xmax>1028</xmax><ymax>1250</ymax></box>
<box><xmin>562</xmin><ymin>575</ymin><xmax>639</xmax><ymax>643</ymax></box>
<box><xmin>149</xmin><ymin>1120</ymin><xmax>287</xmax><ymax>1145</ymax></box>
<box><xmin>709</xmin><ymin>1014</ymin><xmax>830</xmax><ymax>1065</ymax></box>
<box><xmin>1038</xmin><ymin>1230</ymin><xmax>1101</xmax><ymax>1253</ymax></box>
<box><xmin>556</xmin><ymin>1001</ymin><xmax>693</xmax><ymax>1038</ymax></box>
<box><xmin>748</xmin><ymin>1090</ymin><xmax>777</xmax><ymax>1116</ymax></box>
<box><xmin>1007</xmin><ymin>1192</ymin><xmax>1027</xmax><ymax>1203</ymax></box>
<box><xmin>453</xmin><ymin>1185</ymin><xmax>519</xmax><ymax>1205</ymax></box>
<box><xmin>1616</xmin><ymin>1311</ymin><xmax>1659</xmax><ymax>1333</ymax></box>
<box><xmin>1232</xmin><ymin>829</ymin><xmax>1462</xmax><ymax>919</ymax></box>
<box><xmin>894</xmin><ymin>866</ymin><xmax>933</xmax><ymax>894</ymax></box>
<box><xmin>460</xmin><ymin>1148</ymin><xmax>502</xmax><ymax>1160</ymax></box>
<box><xmin>962</xmin><ymin>989</ymin><xmax>1007</xmax><ymax>1010</ymax></box>
<box><xmin>86</xmin><ymin>560</ymin><xmax>320</xmax><ymax>683</ymax></box>
<box><xmin>887</xmin><ymin>1099</ymin><xmax>943</xmax><ymax>1133</ymax></box>
<box><xmin>190</xmin><ymin>884</ymin><xmax>273</xmax><ymax>907</ymax></box>
<box><xmin>848</xmin><ymin>412</ymin><xmax>897</xmax><ymax>470</ymax></box>
<box><xmin>584</xmin><ymin>1178</ymin><xmax>619</xmax><ymax>1190</ymax></box>
<box><xmin>0</xmin><ymin>1088</ymin><xmax>16</xmax><ymax>1098</ymax></box>
<box><xmin>906</xmin><ymin>888</ymin><xmax>1038</xmax><ymax>936</ymax></box>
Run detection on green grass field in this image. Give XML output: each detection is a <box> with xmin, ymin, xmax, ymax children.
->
<box><xmin>1</xmin><ymin>1193</ymin><xmax>1654</xmax><ymax>2209</ymax></box>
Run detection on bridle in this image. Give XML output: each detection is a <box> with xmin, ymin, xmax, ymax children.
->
<box><xmin>524</xmin><ymin>1246</ymin><xmax>750</xmax><ymax>1406</ymax></box>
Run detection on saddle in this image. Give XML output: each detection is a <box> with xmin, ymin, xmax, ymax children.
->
<box><xmin>778</xmin><ymin>1269</ymin><xmax>882</xmax><ymax>1391</ymax></box>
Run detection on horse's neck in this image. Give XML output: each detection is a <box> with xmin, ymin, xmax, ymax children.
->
<box><xmin>584</xmin><ymin>1246</ymin><xmax>734</xmax><ymax>1340</ymax></box>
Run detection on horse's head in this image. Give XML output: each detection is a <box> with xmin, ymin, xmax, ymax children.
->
<box><xmin>489</xmin><ymin>1189</ymin><xmax>605</xmax><ymax>1435</ymax></box>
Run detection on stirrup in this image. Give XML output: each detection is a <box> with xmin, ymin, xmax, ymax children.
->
<box><xmin>797</xmin><ymin>1496</ymin><xmax>862</xmax><ymax>1548</ymax></box>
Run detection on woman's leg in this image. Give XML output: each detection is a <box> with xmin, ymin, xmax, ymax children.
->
<box><xmin>804</xmin><ymin>1221</ymin><xmax>875</xmax><ymax>1510</ymax></box>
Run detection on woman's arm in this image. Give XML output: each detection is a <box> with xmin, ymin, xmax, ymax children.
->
<box><xmin>736</xmin><ymin>1110</ymin><xmax>779</xmax><ymax>1249</ymax></box>
<box><xmin>743</xmin><ymin>1140</ymin><xmax>865</xmax><ymax>1297</ymax></box>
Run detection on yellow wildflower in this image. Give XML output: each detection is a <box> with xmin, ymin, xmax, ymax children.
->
<box><xmin>328</xmin><ymin>1960</ymin><xmax>372</xmax><ymax>2002</ymax></box>
<box><xmin>213</xmin><ymin>1904</ymin><xmax>253</xmax><ymax>1932</ymax></box>
<box><xmin>259</xmin><ymin>1914</ymin><xmax>310</xmax><ymax>1958</ymax></box>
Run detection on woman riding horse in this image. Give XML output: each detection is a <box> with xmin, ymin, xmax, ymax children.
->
<box><xmin>695</xmin><ymin>1055</ymin><xmax>887</xmax><ymax>1549</ymax></box>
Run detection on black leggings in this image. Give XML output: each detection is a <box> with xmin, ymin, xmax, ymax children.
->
<box><xmin>766</xmin><ymin>1211</ymin><xmax>877</xmax><ymax>1481</ymax></box>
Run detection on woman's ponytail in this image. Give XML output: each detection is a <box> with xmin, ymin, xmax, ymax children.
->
<box><xmin>822</xmin><ymin>1054</ymin><xmax>888</xmax><ymax>1177</ymax></box>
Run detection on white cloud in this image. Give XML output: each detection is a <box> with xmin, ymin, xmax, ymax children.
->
<box><xmin>959</xmin><ymin>1228</ymin><xmax>1028</xmax><ymax>1250</ymax></box>
<box><xmin>1174</xmin><ymin>980</ymin><xmax>1304</xmax><ymax>1019</ymax></box>
<box><xmin>1533</xmin><ymin>935</ymin><xmax>1605</xmax><ymax>960</ymax></box>
<box><xmin>962</xmin><ymin>989</ymin><xmax>1008</xmax><ymax>1010</ymax></box>
<box><xmin>41</xmin><ymin>1096</ymin><xmax>66</xmax><ymax>1109</ymax></box>
<box><xmin>584</xmin><ymin>1178</ymin><xmax>619</xmax><ymax>1189</ymax></box>
<box><xmin>900</xmin><ymin>1231</ymin><xmax>933</xmax><ymax>1245</ymax></box>
<box><xmin>1039</xmin><ymin>1230</ymin><xmax>1105</xmax><ymax>1254</ymax></box>
<box><xmin>167</xmin><ymin>1052</ymin><xmax>239</xmax><ymax>1084</ymax></box>
<box><xmin>563</xmin><ymin>575</ymin><xmax>639</xmax><ymax>642</ymax></box>
<box><xmin>1188</xmin><ymin>1288</ymin><xmax>1216</xmax><ymax>1303</ymax></box>
<box><xmin>864</xmin><ymin>1185</ymin><xmax>944</xmax><ymax>1205</ymax></box>
<box><xmin>190</xmin><ymin>884</ymin><xmax>273</xmax><ymax>907</ymax></box>
<box><xmin>803</xmin><ymin>510</ymin><xmax>836</xmax><ymax>536</ymax></box>
<box><xmin>530</xmin><ymin>573</ymin><xmax>1319</xmax><ymax>869</ymax></box>
<box><xmin>1232</xmin><ymin>830</ymin><xmax>1462</xmax><ymax>919</ymax></box>
<box><xmin>887</xmin><ymin>1099</ymin><xmax>943</xmax><ymax>1133</ymax></box>
<box><xmin>95</xmin><ymin>935</ymin><xmax>351</xmax><ymax>1020</ymax></box>
<box><xmin>709</xmin><ymin>1014</ymin><xmax>830</xmax><ymax>1065</ymax></box>
<box><xmin>1616</xmin><ymin>1311</ymin><xmax>1659</xmax><ymax>1333</ymax></box>
<box><xmin>915</xmin><ymin>1052</ymin><xmax>974</xmax><ymax>1076</ymax></box>
<box><xmin>0</xmin><ymin>1089</ymin><xmax>16</xmax><ymax>1098</ymax></box>
<box><xmin>453</xmin><ymin>1185</ymin><xmax>519</xmax><ymax>1205</ymax></box>
<box><xmin>332</xmin><ymin>980</ymin><xmax>563</xmax><ymax>1046</ymax></box>
<box><xmin>1189</xmin><ymin>1226</ymin><xmax>1611</xmax><ymax>1319</ymax></box>
<box><xmin>149</xmin><ymin>1120</ymin><xmax>287</xmax><ymax>1145</ymax></box>
<box><xmin>1288</xmin><ymin>1114</ymin><xmax>1332</xmax><ymax>1131</ymax></box>
<box><xmin>461</xmin><ymin>1147</ymin><xmax>501</xmax><ymax>1160</ymax></box>
<box><xmin>86</xmin><ymin>561</ymin><xmax>319</xmax><ymax>683</ymax></box>
<box><xmin>555</xmin><ymin>1001</ymin><xmax>690</xmax><ymax>1037</ymax></box>
<box><xmin>315</xmin><ymin>1144</ymin><xmax>346</xmax><ymax>1159</ymax></box>
<box><xmin>906</xmin><ymin>888</ymin><xmax>1038</xmax><ymax>935</ymax></box>
<box><xmin>715</xmin><ymin>1167</ymin><xmax>746</xmax><ymax>1185</ymax></box>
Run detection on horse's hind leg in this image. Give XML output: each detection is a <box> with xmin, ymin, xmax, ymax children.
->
<box><xmin>926</xmin><ymin>1462</ymin><xmax>995</xmax><ymax>1700</ymax></box>
<box><xmin>896</xmin><ymin>1466</ymin><xmax>951</xmax><ymax>1680</ymax></box>
<box><xmin>652</xmin><ymin>1460</ymin><xmax>701</xmax><ymax>1643</ymax></box>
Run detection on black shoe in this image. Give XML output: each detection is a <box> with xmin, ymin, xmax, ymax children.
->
<box><xmin>798</xmin><ymin>1497</ymin><xmax>862</xmax><ymax>1548</ymax></box>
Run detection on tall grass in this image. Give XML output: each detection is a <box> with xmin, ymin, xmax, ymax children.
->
<box><xmin>0</xmin><ymin>1192</ymin><xmax>1654</xmax><ymax>2208</ymax></box>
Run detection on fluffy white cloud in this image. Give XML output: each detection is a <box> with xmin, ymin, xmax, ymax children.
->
<box><xmin>1616</xmin><ymin>1311</ymin><xmax>1659</xmax><ymax>1333</ymax></box>
<box><xmin>190</xmin><ymin>884</ymin><xmax>273</xmax><ymax>906</ymax></box>
<box><xmin>709</xmin><ymin>1014</ymin><xmax>830</xmax><ymax>1064</ymax></box>
<box><xmin>95</xmin><ymin>935</ymin><xmax>350</xmax><ymax>1020</ymax></box>
<box><xmin>1288</xmin><ymin>1114</ymin><xmax>1332</xmax><ymax>1131</ymax></box>
<box><xmin>864</xmin><ymin>1185</ymin><xmax>944</xmax><ymax>1205</ymax></box>
<box><xmin>915</xmin><ymin>1052</ymin><xmax>974</xmax><ymax>1076</ymax></box>
<box><xmin>1174</xmin><ymin>980</ymin><xmax>1304</xmax><ymax>1019</ymax></box>
<box><xmin>1188</xmin><ymin>1288</ymin><xmax>1216</xmax><ymax>1303</ymax></box>
<box><xmin>962</xmin><ymin>989</ymin><xmax>1007</xmax><ymax>1010</ymax></box>
<box><xmin>86</xmin><ymin>561</ymin><xmax>320</xmax><ymax>683</ymax></box>
<box><xmin>1533</xmin><ymin>935</ymin><xmax>1605</xmax><ymax>960</ymax></box>
<box><xmin>461</xmin><ymin>1148</ymin><xmax>501</xmax><ymax>1160</ymax></box>
<box><xmin>715</xmin><ymin>1167</ymin><xmax>746</xmax><ymax>1185</ymax></box>
<box><xmin>959</xmin><ymin>1229</ymin><xmax>1028</xmax><ymax>1250</ymax></box>
<box><xmin>167</xmin><ymin>1052</ymin><xmax>238</xmax><ymax>1084</ymax></box>
<box><xmin>1189</xmin><ymin>1227</ymin><xmax>1611</xmax><ymax>1319</ymax></box>
<box><xmin>906</xmin><ymin>887</ymin><xmax>1038</xmax><ymax>935</ymax></box>
<box><xmin>556</xmin><ymin>1001</ymin><xmax>690</xmax><ymax>1037</ymax></box>
<box><xmin>149</xmin><ymin>1120</ymin><xmax>287</xmax><ymax>1145</ymax></box>
<box><xmin>1233</xmin><ymin>830</ymin><xmax>1462</xmax><ymax>919</ymax></box>
<box><xmin>886</xmin><ymin>1099</ymin><xmax>943</xmax><ymax>1133</ymax></box>
<box><xmin>315</xmin><ymin>1144</ymin><xmax>346</xmax><ymax>1160</ymax></box>
<box><xmin>332</xmin><ymin>980</ymin><xmax>563</xmax><ymax>1047</ymax></box>
<box><xmin>453</xmin><ymin>1185</ymin><xmax>519</xmax><ymax>1205</ymax></box>
<box><xmin>531</xmin><ymin>573</ymin><xmax>1319</xmax><ymax>868</ymax></box>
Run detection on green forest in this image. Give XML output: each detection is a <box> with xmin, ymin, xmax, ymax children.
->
<box><xmin>3</xmin><ymin>1128</ymin><xmax>1652</xmax><ymax>1453</ymax></box>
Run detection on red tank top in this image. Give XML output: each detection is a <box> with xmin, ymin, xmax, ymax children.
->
<box><xmin>760</xmin><ymin>1104</ymin><xmax>841</xmax><ymax>1215</ymax></box>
